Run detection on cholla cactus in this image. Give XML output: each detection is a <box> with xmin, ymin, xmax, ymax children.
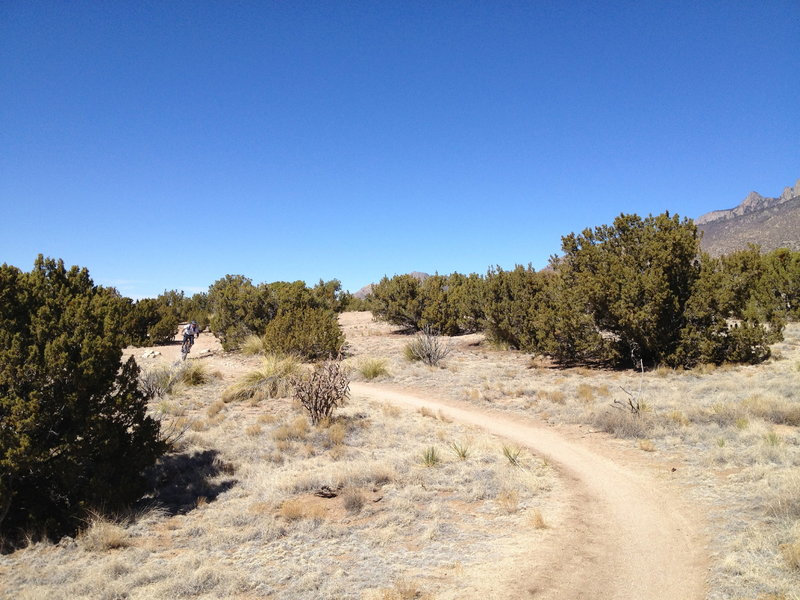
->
<box><xmin>293</xmin><ymin>360</ymin><xmax>350</xmax><ymax>425</ymax></box>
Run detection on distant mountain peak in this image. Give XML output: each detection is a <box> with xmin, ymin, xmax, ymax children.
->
<box><xmin>697</xmin><ymin>179</ymin><xmax>799</xmax><ymax>225</ymax></box>
<box><xmin>697</xmin><ymin>178</ymin><xmax>800</xmax><ymax>255</ymax></box>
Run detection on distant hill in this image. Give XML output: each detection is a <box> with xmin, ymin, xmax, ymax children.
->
<box><xmin>697</xmin><ymin>179</ymin><xmax>800</xmax><ymax>256</ymax></box>
<box><xmin>353</xmin><ymin>271</ymin><xmax>430</xmax><ymax>299</ymax></box>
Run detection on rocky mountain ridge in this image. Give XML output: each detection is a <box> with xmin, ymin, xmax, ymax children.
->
<box><xmin>697</xmin><ymin>179</ymin><xmax>800</xmax><ymax>225</ymax></box>
<box><xmin>697</xmin><ymin>179</ymin><xmax>800</xmax><ymax>256</ymax></box>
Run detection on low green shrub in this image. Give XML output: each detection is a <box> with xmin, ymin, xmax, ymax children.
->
<box><xmin>263</xmin><ymin>307</ymin><xmax>345</xmax><ymax>360</ymax></box>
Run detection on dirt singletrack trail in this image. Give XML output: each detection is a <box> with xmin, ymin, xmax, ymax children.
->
<box><xmin>351</xmin><ymin>382</ymin><xmax>709</xmax><ymax>600</ymax></box>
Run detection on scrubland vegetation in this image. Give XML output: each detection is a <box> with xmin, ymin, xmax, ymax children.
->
<box><xmin>1</xmin><ymin>335</ymin><xmax>559</xmax><ymax>599</ymax></box>
<box><xmin>371</xmin><ymin>214</ymin><xmax>799</xmax><ymax>369</ymax></box>
<box><xmin>2</xmin><ymin>210</ymin><xmax>799</xmax><ymax>598</ymax></box>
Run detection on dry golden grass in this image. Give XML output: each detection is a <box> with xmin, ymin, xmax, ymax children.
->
<box><xmin>78</xmin><ymin>515</ymin><xmax>132</xmax><ymax>552</ymax></box>
<box><xmin>576</xmin><ymin>383</ymin><xmax>595</xmax><ymax>404</ymax></box>
<box><xmin>529</xmin><ymin>509</ymin><xmax>548</xmax><ymax>529</ymax></box>
<box><xmin>222</xmin><ymin>353</ymin><xmax>301</xmax><ymax>402</ymax></box>
<box><xmin>278</xmin><ymin>497</ymin><xmax>326</xmax><ymax>521</ymax></box>
<box><xmin>638</xmin><ymin>439</ymin><xmax>656</xmax><ymax>452</ymax></box>
<box><xmin>240</xmin><ymin>334</ymin><xmax>265</xmax><ymax>355</ymax></box>
<box><xmin>178</xmin><ymin>362</ymin><xmax>212</xmax><ymax>386</ymax></box>
<box><xmin>326</xmin><ymin>421</ymin><xmax>346</xmax><ymax>446</ymax></box>
<box><xmin>206</xmin><ymin>399</ymin><xmax>225</xmax><ymax>417</ymax></box>
<box><xmin>496</xmin><ymin>489</ymin><xmax>520</xmax><ymax>513</ymax></box>
<box><xmin>357</xmin><ymin>356</ymin><xmax>390</xmax><ymax>380</ymax></box>
<box><xmin>781</xmin><ymin>538</ymin><xmax>800</xmax><ymax>570</ymax></box>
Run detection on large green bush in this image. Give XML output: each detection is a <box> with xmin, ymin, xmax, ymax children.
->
<box><xmin>482</xmin><ymin>265</ymin><xmax>547</xmax><ymax>350</ymax></box>
<box><xmin>208</xmin><ymin>275</ymin><xmax>276</xmax><ymax>350</ymax></box>
<box><xmin>0</xmin><ymin>257</ymin><xmax>166</xmax><ymax>544</ymax></box>
<box><xmin>557</xmin><ymin>212</ymin><xmax>779</xmax><ymax>367</ymax></box>
<box><xmin>369</xmin><ymin>274</ymin><xmax>425</xmax><ymax>332</ymax></box>
<box><xmin>370</xmin><ymin>273</ymin><xmax>484</xmax><ymax>335</ymax></box>
<box><xmin>262</xmin><ymin>306</ymin><xmax>345</xmax><ymax>360</ymax></box>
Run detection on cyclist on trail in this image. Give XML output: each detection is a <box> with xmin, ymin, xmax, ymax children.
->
<box><xmin>182</xmin><ymin>321</ymin><xmax>199</xmax><ymax>347</ymax></box>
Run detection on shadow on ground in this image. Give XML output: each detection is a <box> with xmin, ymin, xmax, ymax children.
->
<box><xmin>138</xmin><ymin>449</ymin><xmax>237</xmax><ymax>515</ymax></box>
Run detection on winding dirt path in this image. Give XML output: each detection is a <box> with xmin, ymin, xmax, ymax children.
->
<box><xmin>351</xmin><ymin>382</ymin><xmax>708</xmax><ymax>600</ymax></box>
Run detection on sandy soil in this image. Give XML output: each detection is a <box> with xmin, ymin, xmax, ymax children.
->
<box><xmin>351</xmin><ymin>382</ymin><xmax>709</xmax><ymax>599</ymax></box>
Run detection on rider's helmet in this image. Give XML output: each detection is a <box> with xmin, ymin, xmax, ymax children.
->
<box><xmin>191</xmin><ymin>321</ymin><xmax>197</xmax><ymax>325</ymax></box>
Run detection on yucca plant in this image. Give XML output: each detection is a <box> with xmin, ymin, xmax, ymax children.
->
<box><xmin>421</xmin><ymin>446</ymin><xmax>440</xmax><ymax>467</ymax></box>
<box><xmin>449</xmin><ymin>441</ymin><xmax>470</xmax><ymax>460</ymax></box>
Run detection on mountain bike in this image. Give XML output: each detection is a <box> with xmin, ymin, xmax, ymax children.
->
<box><xmin>180</xmin><ymin>335</ymin><xmax>194</xmax><ymax>361</ymax></box>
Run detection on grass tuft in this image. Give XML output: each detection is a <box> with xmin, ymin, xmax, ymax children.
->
<box><xmin>222</xmin><ymin>354</ymin><xmax>302</xmax><ymax>402</ymax></box>
<box><xmin>358</xmin><ymin>357</ymin><xmax>390</xmax><ymax>380</ymax></box>
<box><xmin>241</xmin><ymin>334</ymin><xmax>265</xmax><ymax>356</ymax></box>
<box><xmin>421</xmin><ymin>446</ymin><xmax>440</xmax><ymax>467</ymax></box>
<box><xmin>530</xmin><ymin>509</ymin><xmax>548</xmax><ymax>529</ymax></box>
<box><xmin>502</xmin><ymin>444</ymin><xmax>523</xmax><ymax>467</ymax></box>
<box><xmin>449</xmin><ymin>441</ymin><xmax>470</xmax><ymax>460</ymax></box>
<box><xmin>79</xmin><ymin>514</ymin><xmax>131</xmax><ymax>552</ymax></box>
<box><xmin>497</xmin><ymin>489</ymin><xmax>520</xmax><ymax>513</ymax></box>
<box><xmin>178</xmin><ymin>362</ymin><xmax>211</xmax><ymax>386</ymax></box>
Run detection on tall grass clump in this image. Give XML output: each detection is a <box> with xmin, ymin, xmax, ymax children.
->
<box><xmin>178</xmin><ymin>362</ymin><xmax>210</xmax><ymax>386</ymax></box>
<box><xmin>222</xmin><ymin>354</ymin><xmax>302</xmax><ymax>403</ymax></box>
<box><xmin>241</xmin><ymin>334</ymin><xmax>266</xmax><ymax>356</ymax></box>
<box><xmin>358</xmin><ymin>357</ymin><xmax>389</xmax><ymax>380</ymax></box>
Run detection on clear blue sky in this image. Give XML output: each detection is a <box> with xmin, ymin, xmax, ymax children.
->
<box><xmin>2</xmin><ymin>1</ymin><xmax>798</xmax><ymax>298</ymax></box>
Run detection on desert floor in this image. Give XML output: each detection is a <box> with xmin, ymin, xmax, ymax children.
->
<box><xmin>1</xmin><ymin>313</ymin><xmax>798</xmax><ymax>599</ymax></box>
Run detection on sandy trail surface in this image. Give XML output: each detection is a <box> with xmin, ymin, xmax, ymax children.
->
<box><xmin>351</xmin><ymin>382</ymin><xmax>709</xmax><ymax>600</ymax></box>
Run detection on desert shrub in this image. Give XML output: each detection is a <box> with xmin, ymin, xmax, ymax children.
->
<box><xmin>0</xmin><ymin>256</ymin><xmax>166</xmax><ymax>544</ymax></box>
<box><xmin>482</xmin><ymin>265</ymin><xmax>547</xmax><ymax>351</ymax></box>
<box><xmin>404</xmin><ymin>326</ymin><xmax>451</xmax><ymax>366</ymax></box>
<box><xmin>182</xmin><ymin>291</ymin><xmax>211</xmax><ymax>331</ymax></box>
<box><xmin>751</xmin><ymin>248</ymin><xmax>800</xmax><ymax>322</ymax></box>
<box><xmin>293</xmin><ymin>360</ymin><xmax>350</xmax><ymax>425</ymax></box>
<box><xmin>418</xmin><ymin>275</ymin><xmax>462</xmax><ymax>335</ymax></box>
<box><xmin>445</xmin><ymin>272</ymin><xmax>486</xmax><ymax>333</ymax></box>
<box><xmin>124</xmin><ymin>296</ymin><xmax>179</xmax><ymax>346</ymax></box>
<box><xmin>593</xmin><ymin>409</ymin><xmax>653</xmax><ymax>439</ymax></box>
<box><xmin>342</xmin><ymin>488</ymin><xmax>365</xmax><ymax>513</ymax></box>
<box><xmin>310</xmin><ymin>278</ymin><xmax>351</xmax><ymax>313</ymax></box>
<box><xmin>559</xmin><ymin>212</ymin><xmax>702</xmax><ymax>366</ymax></box>
<box><xmin>371</xmin><ymin>272</ymin><xmax>484</xmax><ymax>335</ymax></box>
<box><xmin>222</xmin><ymin>354</ymin><xmax>301</xmax><ymax>402</ymax></box>
<box><xmin>138</xmin><ymin>366</ymin><xmax>182</xmax><ymax>398</ymax></box>
<box><xmin>263</xmin><ymin>306</ymin><xmax>344</xmax><ymax>360</ymax></box>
